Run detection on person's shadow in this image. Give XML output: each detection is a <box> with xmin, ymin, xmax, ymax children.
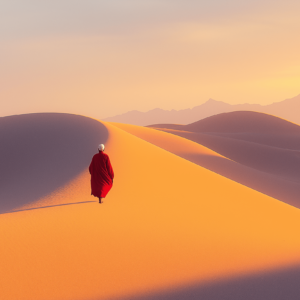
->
<box><xmin>0</xmin><ymin>113</ymin><xmax>108</xmax><ymax>213</ymax></box>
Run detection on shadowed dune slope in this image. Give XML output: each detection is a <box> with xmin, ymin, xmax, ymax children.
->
<box><xmin>148</xmin><ymin>112</ymin><xmax>300</xmax><ymax>150</ymax></box>
<box><xmin>118</xmin><ymin>264</ymin><xmax>300</xmax><ymax>300</ymax></box>
<box><xmin>1</xmin><ymin>119</ymin><xmax>300</xmax><ymax>300</ymax></box>
<box><xmin>113</xmin><ymin>123</ymin><xmax>300</xmax><ymax>208</ymax></box>
<box><xmin>159</xmin><ymin>130</ymin><xmax>300</xmax><ymax>181</ymax></box>
<box><xmin>148</xmin><ymin>111</ymin><xmax>300</xmax><ymax>134</ymax></box>
<box><xmin>202</xmin><ymin>132</ymin><xmax>300</xmax><ymax>151</ymax></box>
<box><xmin>147</xmin><ymin>112</ymin><xmax>300</xmax><ymax>181</ymax></box>
<box><xmin>0</xmin><ymin>113</ymin><xmax>108</xmax><ymax>213</ymax></box>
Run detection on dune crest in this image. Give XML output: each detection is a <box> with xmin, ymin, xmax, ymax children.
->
<box><xmin>113</xmin><ymin>122</ymin><xmax>300</xmax><ymax>208</ymax></box>
<box><xmin>0</xmin><ymin>113</ymin><xmax>108</xmax><ymax>213</ymax></box>
<box><xmin>148</xmin><ymin>111</ymin><xmax>300</xmax><ymax>133</ymax></box>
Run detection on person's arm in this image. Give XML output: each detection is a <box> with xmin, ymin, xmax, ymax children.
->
<box><xmin>89</xmin><ymin>157</ymin><xmax>93</xmax><ymax>174</ymax></box>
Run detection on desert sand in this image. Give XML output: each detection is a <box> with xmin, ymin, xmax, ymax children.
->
<box><xmin>148</xmin><ymin>111</ymin><xmax>300</xmax><ymax>133</ymax></box>
<box><xmin>148</xmin><ymin>112</ymin><xmax>300</xmax><ymax>183</ymax></box>
<box><xmin>1</xmin><ymin>113</ymin><xmax>300</xmax><ymax>300</ymax></box>
<box><xmin>115</xmin><ymin>117</ymin><xmax>300</xmax><ymax>209</ymax></box>
<box><xmin>0</xmin><ymin>113</ymin><xmax>108</xmax><ymax>213</ymax></box>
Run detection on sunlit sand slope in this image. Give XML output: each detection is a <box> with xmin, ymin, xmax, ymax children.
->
<box><xmin>114</xmin><ymin>123</ymin><xmax>300</xmax><ymax>208</ymax></box>
<box><xmin>1</xmin><ymin>120</ymin><xmax>300</xmax><ymax>300</ymax></box>
<box><xmin>0</xmin><ymin>113</ymin><xmax>108</xmax><ymax>213</ymax></box>
<box><xmin>147</xmin><ymin>112</ymin><xmax>300</xmax><ymax>205</ymax></box>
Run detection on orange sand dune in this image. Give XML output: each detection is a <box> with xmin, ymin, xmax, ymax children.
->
<box><xmin>1</xmin><ymin>117</ymin><xmax>300</xmax><ymax>300</ymax></box>
<box><xmin>114</xmin><ymin>123</ymin><xmax>300</xmax><ymax>208</ymax></box>
<box><xmin>145</xmin><ymin>111</ymin><xmax>300</xmax><ymax>204</ymax></box>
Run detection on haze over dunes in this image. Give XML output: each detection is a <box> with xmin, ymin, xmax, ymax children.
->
<box><xmin>104</xmin><ymin>94</ymin><xmax>300</xmax><ymax>126</ymax></box>
<box><xmin>1</xmin><ymin>113</ymin><xmax>300</xmax><ymax>300</ymax></box>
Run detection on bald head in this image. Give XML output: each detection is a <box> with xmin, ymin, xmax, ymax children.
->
<box><xmin>98</xmin><ymin>144</ymin><xmax>105</xmax><ymax>152</ymax></box>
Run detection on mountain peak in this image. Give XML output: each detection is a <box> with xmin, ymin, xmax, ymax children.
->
<box><xmin>206</xmin><ymin>98</ymin><xmax>220</xmax><ymax>103</ymax></box>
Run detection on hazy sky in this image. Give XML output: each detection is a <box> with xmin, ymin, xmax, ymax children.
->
<box><xmin>1</xmin><ymin>0</ymin><xmax>300</xmax><ymax>118</ymax></box>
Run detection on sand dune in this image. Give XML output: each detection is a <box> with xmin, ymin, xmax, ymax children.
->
<box><xmin>113</xmin><ymin>123</ymin><xmax>300</xmax><ymax>208</ymax></box>
<box><xmin>148</xmin><ymin>111</ymin><xmax>300</xmax><ymax>133</ymax></box>
<box><xmin>1</xmin><ymin>114</ymin><xmax>300</xmax><ymax>300</ymax></box>
<box><xmin>148</xmin><ymin>112</ymin><xmax>300</xmax><ymax>181</ymax></box>
<box><xmin>200</xmin><ymin>132</ymin><xmax>300</xmax><ymax>151</ymax></box>
<box><xmin>158</xmin><ymin>130</ymin><xmax>300</xmax><ymax>181</ymax></box>
<box><xmin>0</xmin><ymin>113</ymin><xmax>108</xmax><ymax>213</ymax></box>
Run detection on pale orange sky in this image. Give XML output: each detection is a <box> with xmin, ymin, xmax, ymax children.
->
<box><xmin>1</xmin><ymin>0</ymin><xmax>300</xmax><ymax>119</ymax></box>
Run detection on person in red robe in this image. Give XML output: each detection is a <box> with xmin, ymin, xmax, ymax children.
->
<box><xmin>89</xmin><ymin>144</ymin><xmax>114</xmax><ymax>204</ymax></box>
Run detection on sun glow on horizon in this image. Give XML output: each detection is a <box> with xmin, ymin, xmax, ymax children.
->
<box><xmin>1</xmin><ymin>0</ymin><xmax>300</xmax><ymax>118</ymax></box>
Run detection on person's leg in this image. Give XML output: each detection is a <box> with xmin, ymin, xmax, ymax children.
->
<box><xmin>99</xmin><ymin>197</ymin><xmax>102</xmax><ymax>204</ymax></box>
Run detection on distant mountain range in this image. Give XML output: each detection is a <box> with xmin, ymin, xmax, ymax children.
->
<box><xmin>103</xmin><ymin>94</ymin><xmax>300</xmax><ymax>126</ymax></box>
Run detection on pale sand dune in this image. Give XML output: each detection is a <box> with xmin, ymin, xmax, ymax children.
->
<box><xmin>184</xmin><ymin>110</ymin><xmax>300</xmax><ymax>133</ymax></box>
<box><xmin>146</xmin><ymin>112</ymin><xmax>300</xmax><ymax>201</ymax></box>
<box><xmin>114</xmin><ymin>123</ymin><xmax>300</xmax><ymax>208</ymax></box>
<box><xmin>1</xmin><ymin>118</ymin><xmax>300</xmax><ymax>300</ymax></box>
<box><xmin>0</xmin><ymin>113</ymin><xmax>108</xmax><ymax>213</ymax></box>
<box><xmin>148</xmin><ymin>111</ymin><xmax>300</xmax><ymax>133</ymax></box>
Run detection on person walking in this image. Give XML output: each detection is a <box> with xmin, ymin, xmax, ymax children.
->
<box><xmin>89</xmin><ymin>144</ymin><xmax>114</xmax><ymax>204</ymax></box>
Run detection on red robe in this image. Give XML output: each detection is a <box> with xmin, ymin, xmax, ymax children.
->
<box><xmin>89</xmin><ymin>151</ymin><xmax>114</xmax><ymax>198</ymax></box>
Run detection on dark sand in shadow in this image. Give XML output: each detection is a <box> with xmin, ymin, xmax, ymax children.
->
<box><xmin>118</xmin><ymin>265</ymin><xmax>300</xmax><ymax>300</ymax></box>
<box><xmin>206</xmin><ymin>132</ymin><xmax>300</xmax><ymax>150</ymax></box>
<box><xmin>0</xmin><ymin>113</ymin><xmax>108</xmax><ymax>213</ymax></box>
<box><xmin>159</xmin><ymin>130</ymin><xmax>300</xmax><ymax>181</ymax></box>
